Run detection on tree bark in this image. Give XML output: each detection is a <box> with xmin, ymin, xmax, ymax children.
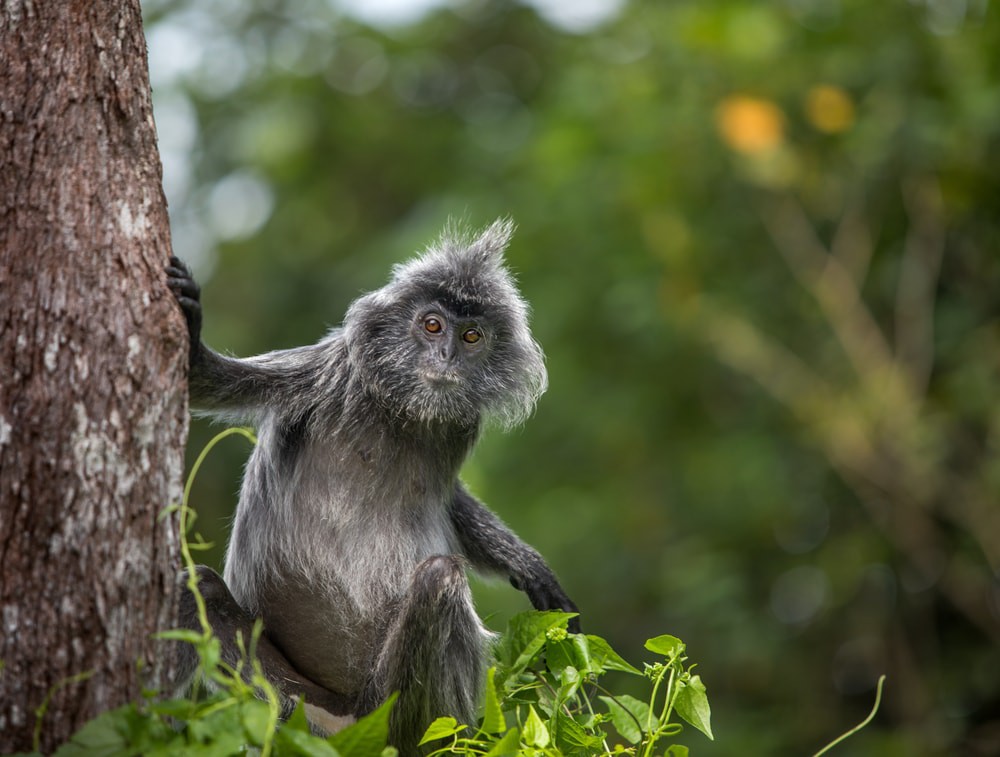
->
<box><xmin>0</xmin><ymin>1</ymin><xmax>186</xmax><ymax>751</ymax></box>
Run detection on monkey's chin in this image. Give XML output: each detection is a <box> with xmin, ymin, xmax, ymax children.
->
<box><xmin>407</xmin><ymin>374</ymin><xmax>474</xmax><ymax>425</ymax></box>
<box><xmin>419</xmin><ymin>369</ymin><xmax>462</xmax><ymax>387</ymax></box>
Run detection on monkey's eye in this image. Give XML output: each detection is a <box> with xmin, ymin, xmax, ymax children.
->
<box><xmin>462</xmin><ymin>328</ymin><xmax>482</xmax><ymax>344</ymax></box>
<box><xmin>423</xmin><ymin>316</ymin><xmax>444</xmax><ymax>334</ymax></box>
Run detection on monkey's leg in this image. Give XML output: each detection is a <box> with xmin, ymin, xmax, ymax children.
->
<box><xmin>359</xmin><ymin>555</ymin><xmax>487</xmax><ymax>755</ymax></box>
<box><xmin>175</xmin><ymin>566</ymin><xmax>354</xmax><ymax>731</ymax></box>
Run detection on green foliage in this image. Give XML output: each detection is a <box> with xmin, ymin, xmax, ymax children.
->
<box><xmin>44</xmin><ymin>421</ymin><xmax>712</xmax><ymax>754</ymax></box>
<box><xmin>40</xmin><ymin>607</ymin><xmax>884</xmax><ymax>756</ymax></box>
<box><xmin>48</xmin><ymin>686</ymin><xmax>397</xmax><ymax>757</ymax></box>
<box><xmin>40</xmin><ymin>428</ymin><xmax>888</xmax><ymax>755</ymax></box>
<box><xmin>420</xmin><ymin>611</ymin><xmax>713</xmax><ymax>756</ymax></box>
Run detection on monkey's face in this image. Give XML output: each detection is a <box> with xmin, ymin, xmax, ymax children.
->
<box><xmin>347</xmin><ymin>298</ymin><xmax>496</xmax><ymax>426</ymax></box>
<box><xmin>343</xmin><ymin>222</ymin><xmax>548</xmax><ymax>429</ymax></box>
<box><xmin>412</xmin><ymin>306</ymin><xmax>488</xmax><ymax>388</ymax></box>
<box><xmin>346</xmin><ymin>290</ymin><xmax>544</xmax><ymax>429</ymax></box>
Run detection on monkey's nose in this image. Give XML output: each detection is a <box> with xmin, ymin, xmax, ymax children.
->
<box><xmin>438</xmin><ymin>341</ymin><xmax>455</xmax><ymax>361</ymax></box>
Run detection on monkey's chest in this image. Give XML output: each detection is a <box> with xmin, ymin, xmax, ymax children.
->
<box><xmin>323</xmin><ymin>494</ymin><xmax>460</xmax><ymax>604</ymax></box>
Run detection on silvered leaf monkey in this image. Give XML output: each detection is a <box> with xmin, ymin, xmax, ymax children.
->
<box><xmin>167</xmin><ymin>220</ymin><xmax>579</xmax><ymax>753</ymax></box>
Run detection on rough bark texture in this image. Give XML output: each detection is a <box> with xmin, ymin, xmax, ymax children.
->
<box><xmin>0</xmin><ymin>1</ymin><xmax>187</xmax><ymax>751</ymax></box>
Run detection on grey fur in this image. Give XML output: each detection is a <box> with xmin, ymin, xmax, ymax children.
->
<box><xmin>167</xmin><ymin>220</ymin><xmax>579</xmax><ymax>755</ymax></box>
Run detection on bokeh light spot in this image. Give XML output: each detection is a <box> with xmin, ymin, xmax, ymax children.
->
<box><xmin>715</xmin><ymin>95</ymin><xmax>785</xmax><ymax>154</ymax></box>
<box><xmin>805</xmin><ymin>85</ymin><xmax>856</xmax><ymax>134</ymax></box>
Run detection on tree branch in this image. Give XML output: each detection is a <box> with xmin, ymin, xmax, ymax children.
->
<box><xmin>894</xmin><ymin>176</ymin><xmax>945</xmax><ymax>398</ymax></box>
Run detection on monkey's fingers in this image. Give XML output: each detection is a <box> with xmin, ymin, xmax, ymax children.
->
<box><xmin>168</xmin><ymin>255</ymin><xmax>192</xmax><ymax>274</ymax></box>
<box><xmin>166</xmin><ymin>287</ymin><xmax>202</xmax><ymax>325</ymax></box>
<box><xmin>522</xmin><ymin>575</ymin><xmax>582</xmax><ymax>633</ymax></box>
<box><xmin>165</xmin><ymin>259</ymin><xmax>204</xmax><ymax>349</ymax></box>
<box><xmin>165</xmin><ymin>267</ymin><xmax>201</xmax><ymax>302</ymax></box>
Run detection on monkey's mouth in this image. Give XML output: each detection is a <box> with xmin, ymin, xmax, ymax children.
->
<box><xmin>419</xmin><ymin>368</ymin><xmax>462</xmax><ymax>387</ymax></box>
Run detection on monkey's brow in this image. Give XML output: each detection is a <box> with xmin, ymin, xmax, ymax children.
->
<box><xmin>430</xmin><ymin>292</ymin><xmax>488</xmax><ymax>320</ymax></box>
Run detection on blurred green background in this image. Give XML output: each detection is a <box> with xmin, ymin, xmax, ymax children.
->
<box><xmin>143</xmin><ymin>0</ymin><xmax>1000</xmax><ymax>753</ymax></box>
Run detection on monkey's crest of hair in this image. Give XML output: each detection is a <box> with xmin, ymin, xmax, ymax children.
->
<box><xmin>343</xmin><ymin>219</ymin><xmax>547</xmax><ymax>430</ymax></box>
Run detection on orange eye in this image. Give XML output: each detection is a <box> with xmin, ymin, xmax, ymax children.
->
<box><xmin>462</xmin><ymin>328</ymin><xmax>481</xmax><ymax>344</ymax></box>
<box><xmin>424</xmin><ymin>316</ymin><xmax>443</xmax><ymax>334</ymax></box>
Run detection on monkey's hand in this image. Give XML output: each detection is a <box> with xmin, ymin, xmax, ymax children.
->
<box><xmin>511</xmin><ymin>565</ymin><xmax>582</xmax><ymax>634</ymax></box>
<box><xmin>166</xmin><ymin>256</ymin><xmax>203</xmax><ymax>366</ymax></box>
<box><xmin>450</xmin><ymin>485</ymin><xmax>582</xmax><ymax>633</ymax></box>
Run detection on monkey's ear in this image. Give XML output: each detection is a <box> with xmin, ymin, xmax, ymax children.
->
<box><xmin>467</xmin><ymin>217</ymin><xmax>516</xmax><ymax>264</ymax></box>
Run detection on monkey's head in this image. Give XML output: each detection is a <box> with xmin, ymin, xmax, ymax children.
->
<box><xmin>344</xmin><ymin>219</ymin><xmax>547</xmax><ymax>429</ymax></box>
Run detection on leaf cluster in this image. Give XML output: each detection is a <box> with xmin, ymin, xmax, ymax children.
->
<box><xmin>28</xmin><ymin>427</ymin><xmax>891</xmax><ymax>756</ymax></box>
<box><xmin>37</xmin><ymin>675</ymin><xmax>398</xmax><ymax>757</ymax></box>
<box><xmin>420</xmin><ymin>611</ymin><xmax>713</xmax><ymax>757</ymax></box>
<box><xmin>31</xmin><ymin>611</ymin><xmax>712</xmax><ymax>757</ymax></box>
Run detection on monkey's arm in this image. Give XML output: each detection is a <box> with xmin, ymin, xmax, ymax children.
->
<box><xmin>450</xmin><ymin>485</ymin><xmax>581</xmax><ymax>632</ymax></box>
<box><xmin>166</xmin><ymin>257</ymin><xmax>320</xmax><ymax>417</ymax></box>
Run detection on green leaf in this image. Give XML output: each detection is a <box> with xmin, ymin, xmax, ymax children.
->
<box><xmin>598</xmin><ymin>695</ymin><xmax>650</xmax><ymax>745</ymax></box>
<box><xmin>187</xmin><ymin>703</ymin><xmax>250</xmax><ymax>755</ymax></box>
<box><xmin>644</xmin><ymin>635</ymin><xmax>685</xmax><ymax>658</ymax></box>
<box><xmin>275</xmin><ymin>698</ymin><xmax>345</xmax><ymax>756</ymax></box>
<box><xmin>543</xmin><ymin>637</ymin><xmax>579</xmax><ymax>677</ymax></box>
<box><xmin>240</xmin><ymin>699</ymin><xmax>273</xmax><ymax>744</ymax></box>
<box><xmin>277</xmin><ymin>725</ymin><xmax>342</xmax><ymax>757</ymax></box>
<box><xmin>673</xmin><ymin>676</ymin><xmax>713</xmax><ymax>741</ymax></box>
<box><xmin>128</xmin><ymin>733</ymin><xmax>188</xmax><ymax>757</ymax></box>
<box><xmin>282</xmin><ymin>697</ymin><xmax>312</xmax><ymax>733</ymax></box>
<box><xmin>522</xmin><ymin>706</ymin><xmax>550</xmax><ymax>748</ymax></box>
<box><xmin>484</xmin><ymin>727</ymin><xmax>521</xmax><ymax>757</ymax></box>
<box><xmin>328</xmin><ymin>693</ymin><xmax>396</xmax><ymax>757</ymax></box>
<box><xmin>53</xmin><ymin>705</ymin><xmax>131</xmax><ymax>756</ymax></box>
<box><xmin>497</xmin><ymin>611</ymin><xmax>577</xmax><ymax>682</ymax></box>
<box><xmin>666</xmin><ymin>745</ymin><xmax>690</xmax><ymax>757</ymax></box>
<box><xmin>481</xmin><ymin>667</ymin><xmax>506</xmax><ymax>734</ymax></box>
<box><xmin>418</xmin><ymin>717</ymin><xmax>464</xmax><ymax>745</ymax></box>
<box><xmin>185</xmin><ymin>729</ymin><xmax>248</xmax><ymax>755</ymax></box>
<box><xmin>149</xmin><ymin>698</ymin><xmax>197</xmax><ymax>719</ymax></box>
<box><xmin>554</xmin><ymin>665</ymin><xmax>582</xmax><ymax>706</ymax></box>
<box><xmin>552</xmin><ymin>711</ymin><xmax>603</xmax><ymax>756</ymax></box>
<box><xmin>120</xmin><ymin>705</ymin><xmax>181</xmax><ymax>756</ymax></box>
<box><xmin>586</xmin><ymin>635</ymin><xmax>641</xmax><ymax>675</ymax></box>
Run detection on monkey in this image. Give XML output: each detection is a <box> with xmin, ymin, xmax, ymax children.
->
<box><xmin>166</xmin><ymin>219</ymin><xmax>579</xmax><ymax>753</ymax></box>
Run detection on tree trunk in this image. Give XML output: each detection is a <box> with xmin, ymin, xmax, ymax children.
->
<box><xmin>0</xmin><ymin>2</ymin><xmax>186</xmax><ymax>752</ymax></box>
